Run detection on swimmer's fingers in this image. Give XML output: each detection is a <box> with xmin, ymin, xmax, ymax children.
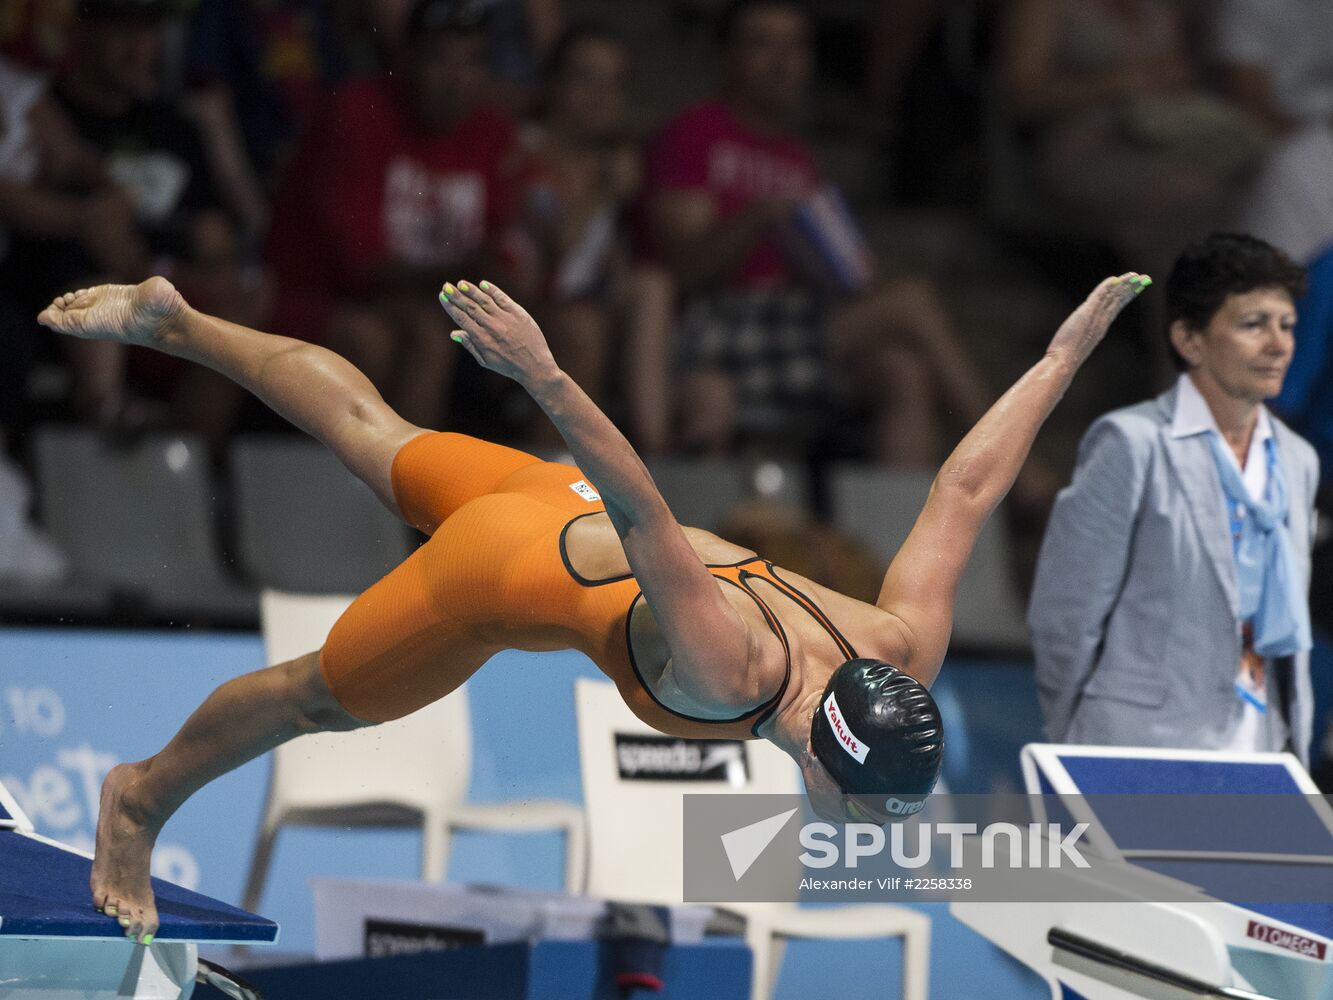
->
<box><xmin>454</xmin><ymin>280</ymin><xmax>501</xmax><ymax>316</ymax></box>
<box><xmin>476</xmin><ymin>280</ymin><xmax>532</xmax><ymax>321</ymax></box>
<box><xmin>438</xmin><ymin>283</ymin><xmax>485</xmax><ymax>335</ymax></box>
<box><xmin>450</xmin><ymin>329</ymin><xmax>490</xmax><ymax>369</ymax></box>
<box><xmin>442</xmin><ymin>278</ymin><xmax>558</xmax><ymax>386</ymax></box>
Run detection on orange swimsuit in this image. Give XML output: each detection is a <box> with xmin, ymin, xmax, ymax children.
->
<box><xmin>320</xmin><ymin>432</ymin><xmax>857</xmax><ymax>738</ymax></box>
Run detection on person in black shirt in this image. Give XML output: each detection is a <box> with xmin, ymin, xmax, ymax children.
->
<box><xmin>36</xmin><ymin>0</ymin><xmax>266</xmax><ymax>442</ymax></box>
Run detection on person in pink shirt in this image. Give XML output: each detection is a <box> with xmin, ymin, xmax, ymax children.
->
<box><xmin>645</xmin><ymin>0</ymin><xmax>994</xmax><ymax>467</ymax></box>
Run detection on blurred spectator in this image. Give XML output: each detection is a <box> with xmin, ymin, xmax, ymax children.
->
<box><xmin>1270</xmin><ymin>244</ymin><xmax>1333</xmax><ymax>792</ymax></box>
<box><xmin>644</xmin><ymin>0</ymin><xmax>994</xmax><ymax>467</ymax></box>
<box><xmin>998</xmin><ymin>0</ymin><xmax>1265</xmax><ymax>274</ymax></box>
<box><xmin>182</xmin><ymin>0</ymin><xmax>348</xmax><ymax>236</ymax></box>
<box><xmin>265</xmin><ymin>0</ymin><xmax>523</xmax><ymax>429</ymax></box>
<box><xmin>1271</xmin><ymin>246</ymin><xmax>1333</xmax><ymax>483</ymax></box>
<box><xmin>336</xmin><ymin>0</ymin><xmax>560</xmax><ymax>115</ymax></box>
<box><xmin>1031</xmin><ymin>234</ymin><xmax>1318</xmax><ymax>759</ymax></box>
<box><xmin>0</xmin><ymin>0</ymin><xmax>79</xmax><ymax>71</ymax></box>
<box><xmin>0</xmin><ymin>52</ymin><xmax>117</xmax><ymax>424</ymax></box>
<box><xmin>1213</xmin><ymin>0</ymin><xmax>1333</xmax><ymax>265</ymax></box>
<box><xmin>483</xmin><ymin>0</ymin><xmax>562</xmax><ymax>114</ymax></box>
<box><xmin>862</xmin><ymin>0</ymin><xmax>949</xmax><ymax>145</ymax></box>
<box><xmin>332</xmin><ymin>0</ymin><xmax>415</xmax><ymax>72</ymax></box>
<box><xmin>517</xmin><ymin>25</ymin><xmax>675</xmax><ymax>453</ymax></box>
<box><xmin>25</xmin><ymin>0</ymin><xmax>263</xmax><ymax>444</ymax></box>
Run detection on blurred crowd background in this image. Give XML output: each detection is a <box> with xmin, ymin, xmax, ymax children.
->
<box><xmin>4</xmin><ymin>0</ymin><xmax>1333</xmax><ymax>650</ymax></box>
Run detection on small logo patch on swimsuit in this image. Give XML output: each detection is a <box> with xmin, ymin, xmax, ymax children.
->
<box><xmin>569</xmin><ymin>480</ymin><xmax>601</xmax><ymax>502</ymax></box>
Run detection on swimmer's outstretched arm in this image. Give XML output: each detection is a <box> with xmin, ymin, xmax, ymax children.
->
<box><xmin>439</xmin><ymin>281</ymin><xmax>773</xmax><ymax>710</ymax></box>
<box><xmin>876</xmin><ymin>274</ymin><xmax>1150</xmax><ymax>686</ymax></box>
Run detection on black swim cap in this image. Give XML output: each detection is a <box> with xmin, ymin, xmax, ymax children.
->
<box><xmin>809</xmin><ymin>659</ymin><xmax>943</xmax><ymax>820</ymax></box>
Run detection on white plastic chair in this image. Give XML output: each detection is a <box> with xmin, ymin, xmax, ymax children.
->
<box><xmin>240</xmin><ymin>591</ymin><xmax>586</xmax><ymax>915</ymax></box>
<box><xmin>573</xmin><ymin>678</ymin><xmax>929</xmax><ymax>1000</ymax></box>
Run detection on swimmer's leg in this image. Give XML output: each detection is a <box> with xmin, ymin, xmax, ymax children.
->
<box><xmin>92</xmin><ymin>650</ymin><xmax>364</xmax><ymax>943</ymax></box>
<box><xmin>37</xmin><ymin>279</ymin><xmax>423</xmax><ymax>513</ymax></box>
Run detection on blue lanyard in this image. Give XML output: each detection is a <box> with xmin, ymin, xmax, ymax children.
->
<box><xmin>1226</xmin><ymin>437</ymin><xmax>1278</xmax><ymax>557</ymax></box>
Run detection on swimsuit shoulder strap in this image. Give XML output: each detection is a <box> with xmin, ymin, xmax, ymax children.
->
<box><xmin>748</xmin><ymin>562</ymin><xmax>861</xmax><ymax>661</ymax></box>
<box><xmin>708</xmin><ymin>559</ymin><xmax>792</xmax><ymax>735</ymax></box>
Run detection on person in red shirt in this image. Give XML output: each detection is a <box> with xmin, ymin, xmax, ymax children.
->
<box><xmin>645</xmin><ymin>0</ymin><xmax>994</xmax><ymax>467</ymax></box>
<box><xmin>266</xmin><ymin>0</ymin><xmax>526</xmax><ymax>429</ymax></box>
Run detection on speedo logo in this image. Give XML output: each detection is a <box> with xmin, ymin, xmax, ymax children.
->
<box><xmin>615</xmin><ymin>734</ymin><xmax>748</xmax><ymax>782</ymax></box>
<box><xmin>824</xmin><ymin>691</ymin><xmax>868</xmax><ymax>764</ymax></box>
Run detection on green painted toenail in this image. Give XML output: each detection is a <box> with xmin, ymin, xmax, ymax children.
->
<box><xmin>143</xmin><ymin>934</ymin><xmax>154</xmax><ymax>945</ymax></box>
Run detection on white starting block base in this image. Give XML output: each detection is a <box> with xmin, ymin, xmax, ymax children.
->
<box><xmin>0</xmin><ymin>938</ymin><xmax>198</xmax><ymax>1000</ymax></box>
<box><xmin>952</xmin><ymin>745</ymin><xmax>1333</xmax><ymax>1000</ymax></box>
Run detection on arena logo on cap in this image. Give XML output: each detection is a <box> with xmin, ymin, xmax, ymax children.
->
<box><xmin>823</xmin><ymin>691</ymin><xmax>868</xmax><ymax>764</ymax></box>
<box><xmin>569</xmin><ymin>480</ymin><xmax>601</xmax><ymax>502</ymax></box>
<box><xmin>1246</xmin><ymin>920</ymin><xmax>1326</xmax><ymax>960</ymax></box>
<box><xmin>882</xmin><ymin>796</ymin><xmax>925</xmax><ymax>816</ymax></box>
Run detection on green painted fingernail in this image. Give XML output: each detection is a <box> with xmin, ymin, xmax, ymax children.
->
<box><xmin>450</xmin><ymin>332</ymin><xmax>463</xmax><ymax>342</ymax></box>
<box><xmin>143</xmin><ymin>934</ymin><xmax>153</xmax><ymax>945</ymax></box>
<box><xmin>480</xmin><ymin>280</ymin><xmax>491</xmax><ymax>290</ymax></box>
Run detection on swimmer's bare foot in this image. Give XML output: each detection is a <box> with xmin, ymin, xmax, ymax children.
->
<box><xmin>36</xmin><ymin>277</ymin><xmax>189</xmax><ymax>353</ymax></box>
<box><xmin>91</xmin><ymin>762</ymin><xmax>161</xmax><ymax>944</ymax></box>
<box><xmin>1046</xmin><ymin>272</ymin><xmax>1150</xmax><ymax>369</ymax></box>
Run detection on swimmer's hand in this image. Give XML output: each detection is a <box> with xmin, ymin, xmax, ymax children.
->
<box><xmin>437</xmin><ymin>279</ymin><xmax>560</xmax><ymax>387</ymax></box>
<box><xmin>1045</xmin><ymin>273</ymin><xmax>1150</xmax><ymax>370</ymax></box>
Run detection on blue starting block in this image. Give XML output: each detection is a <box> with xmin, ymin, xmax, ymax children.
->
<box><xmin>0</xmin><ymin>778</ymin><xmax>277</xmax><ymax>999</ymax></box>
<box><xmin>953</xmin><ymin>745</ymin><xmax>1333</xmax><ymax>1000</ymax></box>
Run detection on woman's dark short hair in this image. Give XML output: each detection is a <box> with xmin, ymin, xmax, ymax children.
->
<box><xmin>716</xmin><ymin>0</ymin><xmax>810</xmax><ymax>47</ymax></box>
<box><xmin>1165</xmin><ymin>233</ymin><xmax>1307</xmax><ymax>370</ymax></box>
